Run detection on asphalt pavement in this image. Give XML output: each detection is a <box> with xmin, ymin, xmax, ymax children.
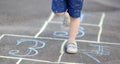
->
<box><xmin>0</xmin><ymin>0</ymin><xmax>120</xmax><ymax>64</ymax></box>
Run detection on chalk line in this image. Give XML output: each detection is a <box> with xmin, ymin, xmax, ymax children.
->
<box><xmin>0</xmin><ymin>55</ymin><xmax>84</xmax><ymax>64</ymax></box>
<box><xmin>34</xmin><ymin>12</ymin><xmax>54</xmax><ymax>38</ymax></box>
<box><xmin>97</xmin><ymin>13</ymin><xmax>106</xmax><ymax>43</ymax></box>
<box><xmin>50</xmin><ymin>21</ymin><xmax>99</xmax><ymax>27</ymax></box>
<box><xmin>57</xmin><ymin>40</ymin><xmax>67</xmax><ymax>63</ymax></box>
<box><xmin>2</xmin><ymin>34</ymin><xmax>120</xmax><ymax>45</ymax></box>
<box><xmin>0</xmin><ymin>34</ymin><xmax>5</xmax><ymax>40</ymax></box>
<box><xmin>16</xmin><ymin>58</ymin><xmax>22</xmax><ymax>64</ymax></box>
<box><xmin>0</xmin><ymin>55</ymin><xmax>55</xmax><ymax>63</ymax></box>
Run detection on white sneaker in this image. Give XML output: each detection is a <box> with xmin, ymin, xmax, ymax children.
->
<box><xmin>66</xmin><ymin>41</ymin><xmax>78</xmax><ymax>54</ymax></box>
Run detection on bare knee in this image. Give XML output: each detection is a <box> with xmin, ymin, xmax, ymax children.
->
<box><xmin>70</xmin><ymin>17</ymin><xmax>80</xmax><ymax>21</ymax></box>
<box><xmin>55</xmin><ymin>13</ymin><xmax>65</xmax><ymax>16</ymax></box>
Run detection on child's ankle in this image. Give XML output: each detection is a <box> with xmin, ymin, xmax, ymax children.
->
<box><xmin>68</xmin><ymin>40</ymin><xmax>76</xmax><ymax>43</ymax></box>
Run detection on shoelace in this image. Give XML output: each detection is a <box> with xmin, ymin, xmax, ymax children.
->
<box><xmin>68</xmin><ymin>43</ymin><xmax>77</xmax><ymax>49</ymax></box>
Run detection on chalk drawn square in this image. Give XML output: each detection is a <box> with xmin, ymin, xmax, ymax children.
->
<box><xmin>61</xmin><ymin>42</ymin><xmax>120</xmax><ymax>64</ymax></box>
<box><xmin>100</xmin><ymin>14</ymin><xmax>120</xmax><ymax>43</ymax></box>
<box><xmin>0</xmin><ymin>58</ymin><xmax>18</xmax><ymax>64</ymax></box>
<box><xmin>0</xmin><ymin>36</ymin><xmax>64</xmax><ymax>62</ymax></box>
<box><xmin>0</xmin><ymin>19</ymin><xmax>45</xmax><ymax>36</ymax></box>
<box><xmin>101</xmin><ymin>29</ymin><xmax>120</xmax><ymax>43</ymax></box>
<box><xmin>39</xmin><ymin>23</ymin><xmax>99</xmax><ymax>41</ymax></box>
<box><xmin>81</xmin><ymin>13</ymin><xmax>103</xmax><ymax>25</ymax></box>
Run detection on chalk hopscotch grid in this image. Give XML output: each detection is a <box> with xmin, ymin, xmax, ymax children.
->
<box><xmin>45</xmin><ymin>13</ymin><xmax>104</xmax><ymax>42</ymax></box>
<box><xmin>21</xmin><ymin>12</ymin><xmax>106</xmax><ymax>64</ymax></box>
<box><xmin>0</xmin><ymin>12</ymin><xmax>119</xmax><ymax>64</ymax></box>
<box><xmin>1</xmin><ymin>34</ymin><xmax>120</xmax><ymax>45</ymax></box>
<box><xmin>0</xmin><ymin>13</ymin><xmax>77</xmax><ymax>64</ymax></box>
<box><xmin>0</xmin><ymin>34</ymin><xmax>120</xmax><ymax>64</ymax></box>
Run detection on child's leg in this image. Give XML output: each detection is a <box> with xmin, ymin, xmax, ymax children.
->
<box><xmin>67</xmin><ymin>0</ymin><xmax>84</xmax><ymax>41</ymax></box>
<box><xmin>58</xmin><ymin>12</ymin><xmax>80</xmax><ymax>43</ymax></box>
<box><xmin>55</xmin><ymin>12</ymin><xmax>80</xmax><ymax>42</ymax></box>
<box><xmin>69</xmin><ymin>17</ymin><xmax>80</xmax><ymax>42</ymax></box>
<box><xmin>66</xmin><ymin>0</ymin><xmax>84</xmax><ymax>53</ymax></box>
<box><xmin>63</xmin><ymin>12</ymin><xmax>80</xmax><ymax>53</ymax></box>
<box><xmin>52</xmin><ymin>0</ymin><xmax>84</xmax><ymax>53</ymax></box>
<box><xmin>55</xmin><ymin>12</ymin><xmax>70</xmax><ymax>19</ymax></box>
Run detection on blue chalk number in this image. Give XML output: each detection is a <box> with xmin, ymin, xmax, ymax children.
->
<box><xmin>9</xmin><ymin>39</ymin><xmax>45</xmax><ymax>57</ymax></box>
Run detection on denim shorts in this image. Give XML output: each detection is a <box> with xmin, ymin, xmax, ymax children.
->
<box><xmin>52</xmin><ymin>0</ymin><xmax>84</xmax><ymax>18</ymax></box>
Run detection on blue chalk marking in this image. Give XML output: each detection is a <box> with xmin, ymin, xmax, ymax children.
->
<box><xmin>53</xmin><ymin>26</ymin><xmax>85</xmax><ymax>38</ymax></box>
<box><xmin>53</xmin><ymin>31</ymin><xmax>69</xmax><ymax>38</ymax></box>
<box><xmin>80</xmin><ymin>13</ymin><xmax>100</xmax><ymax>23</ymax></box>
<box><xmin>9</xmin><ymin>39</ymin><xmax>45</xmax><ymax>57</ymax></box>
<box><xmin>80</xmin><ymin>13</ymin><xmax>93</xmax><ymax>22</ymax></box>
<box><xmin>80</xmin><ymin>14</ymin><xmax>85</xmax><ymax>22</ymax></box>
<box><xmin>53</xmin><ymin>13</ymin><xmax>85</xmax><ymax>38</ymax></box>
<box><xmin>16</xmin><ymin>39</ymin><xmax>45</xmax><ymax>49</ymax></box>
<box><xmin>82</xmin><ymin>52</ymin><xmax>101</xmax><ymax>63</ymax></box>
<box><xmin>89</xmin><ymin>44</ymin><xmax>110</xmax><ymax>55</ymax></box>
<box><xmin>89</xmin><ymin>44</ymin><xmax>101</xmax><ymax>55</ymax></box>
<box><xmin>79</xmin><ymin>49</ymin><xmax>101</xmax><ymax>63</ymax></box>
<box><xmin>77</xmin><ymin>27</ymin><xmax>85</xmax><ymax>38</ymax></box>
<box><xmin>79</xmin><ymin>44</ymin><xmax>110</xmax><ymax>63</ymax></box>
